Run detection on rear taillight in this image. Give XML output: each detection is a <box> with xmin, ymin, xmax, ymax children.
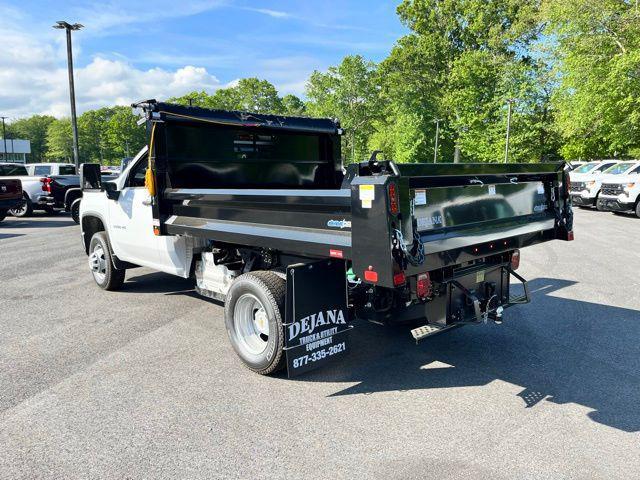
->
<box><xmin>510</xmin><ymin>250</ymin><xmax>520</xmax><ymax>270</ymax></box>
<box><xmin>40</xmin><ymin>177</ymin><xmax>52</xmax><ymax>193</ymax></box>
<box><xmin>393</xmin><ymin>272</ymin><xmax>406</xmax><ymax>286</ymax></box>
<box><xmin>416</xmin><ymin>273</ymin><xmax>432</xmax><ymax>299</ymax></box>
<box><xmin>388</xmin><ymin>182</ymin><xmax>399</xmax><ymax>215</ymax></box>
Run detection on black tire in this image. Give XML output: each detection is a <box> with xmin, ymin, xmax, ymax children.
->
<box><xmin>224</xmin><ymin>271</ymin><xmax>286</xmax><ymax>375</ymax></box>
<box><xmin>88</xmin><ymin>231</ymin><xmax>125</xmax><ymax>291</ymax></box>
<box><xmin>70</xmin><ymin>198</ymin><xmax>81</xmax><ymax>224</ymax></box>
<box><xmin>10</xmin><ymin>195</ymin><xmax>32</xmax><ymax>217</ymax></box>
<box><xmin>636</xmin><ymin>201</ymin><xmax>640</xmax><ymax>219</ymax></box>
<box><xmin>595</xmin><ymin>194</ymin><xmax>604</xmax><ymax>211</ymax></box>
<box><xmin>0</xmin><ymin>210</ymin><xmax>6</xmax><ymax>222</ymax></box>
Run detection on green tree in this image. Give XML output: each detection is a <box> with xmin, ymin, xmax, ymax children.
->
<box><xmin>46</xmin><ymin>118</ymin><xmax>73</xmax><ymax>161</ymax></box>
<box><xmin>544</xmin><ymin>0</ymin><xmax>640</xmax><ymax>159</ymax></box>
<box><xmin>281</xmin><ymin>94</ymin><xmax>307</xmax><ymax>116</ymax></box>
<box><xmin>169</xmin><ymin>78</ymin><xmax>289</xmax><ymax>114</ymax></box>
<box><xmin>8</xmin><ymin>115</ymin><xmax>55</xmax><ymax>162</ymax></box>
<box><xmin>105</xmin><ymin>106</ymin><xmax>146</xmax><ymax>160</ymax></box>
<box><xmin>78</xmin><ymin>107</ymin><xmax>113</xmax><ymax>164</ymax></box>
<box><xmin>306</xmin><ymin>55</ymin><xmax>381</xmax><ymax>163</ymax></box>
<box><xmin>374</xmin><ymin>0</ymin><xmax>547</xmax><ymax>163</ymax></box>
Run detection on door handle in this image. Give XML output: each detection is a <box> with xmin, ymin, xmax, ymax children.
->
<box><xmin>142</xmin><ymin>198</ymin><xmax>153</xmax><ymax>206</ymax></box>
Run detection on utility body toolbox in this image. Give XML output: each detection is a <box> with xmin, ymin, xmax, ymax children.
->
<box><xmin>118</xmin><ymin>101</ymin><xmax>575</xmax><ymax>374</ymax></box>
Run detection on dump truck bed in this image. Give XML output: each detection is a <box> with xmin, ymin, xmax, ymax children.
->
<box><xmin>137</xmin><ymin>101</ymin><xmax>572</xmax><ymax>288</ymax></box>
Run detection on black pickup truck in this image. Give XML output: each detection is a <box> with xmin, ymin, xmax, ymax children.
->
<box><xmin>0</xmin><ymin>178</ymin><xmax>23</xmax><ymax>223</ymax></box>
<box><xmin>38</xmin><ymin>174</ymin><xmax>80</xmax><ymax>213</ymax></box>
<box><xmin>79</xmin><ymin>101</ymin><xmax>574</xmax><ymax>377</ymax></box>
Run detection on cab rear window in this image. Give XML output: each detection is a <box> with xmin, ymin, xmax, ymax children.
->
<box><xmin>0</xmin><ymin>165</ymin><xmax>28</xmax><ymax>176</ymax></box>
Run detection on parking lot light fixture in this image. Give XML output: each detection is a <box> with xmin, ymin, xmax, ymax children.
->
<box><xmin>53</xmin><ymin>21</ymin><xmax>83</xmax><ymax>168</ymax></box>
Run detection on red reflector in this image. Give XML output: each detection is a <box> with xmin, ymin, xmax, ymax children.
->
<box><xmin>388</xmin><ymin>182</ymin><xmax>399</xmax><ymax>215</ymax></box>
<box><xmin>329</xmin><ymin>249</ymin><xmax>344</xmax><ymax>259</ymax></box>
<box><xmin>153</xmin><ymin>226</ymin><xmax>160</xmax><ymax>236</ymax></box>
<box><xmin>567</xmin><ymin>231</ymin><xmax>574</xmax><ymax>241</ymax></box>
<box><xmin>416</xmin><ymin>273</ymin><xmax>432</xmax><ymax>299</ymax></box>
<box><xmin>393</xmin><ymin>272</ymin><xmax>406</xmax><ymax>286</ymax></box>
<box><xmin>364</xmin><ymin>270</ymin><xmax>378</xmax><ymax>283</ymax></box>
<box><xmin>511</xmin><ymin>250</ymin><xmax>520</xmax><ymax>270</ymax></box>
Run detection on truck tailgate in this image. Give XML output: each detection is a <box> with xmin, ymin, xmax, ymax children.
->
<box><xmin>411</xmin><ymin>179</ymin><xmax>553</xmax><ymax>254</ymax></box>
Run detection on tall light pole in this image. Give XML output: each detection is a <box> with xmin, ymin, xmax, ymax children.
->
<box><xmin>1</xmin><ymin>117</ymin><xmax>7</xmax><ymax>162</ymax></box>
<box><xmin>433</xmin><ymin>118</ymin><xmax>443</xmax><ymax>163</ymax></box>
<box><xmin>53</xmin><ymin>21</ymin><xmax>83</xmax><ymax>168</ymax></box>
<box><xmin>504</xmin><ymin>99</ymin><xmax>514</xmax><ymax>163</ymax></box>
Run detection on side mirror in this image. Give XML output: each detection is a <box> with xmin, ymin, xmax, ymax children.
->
<box><xmin>104</xmin><ymin>181</ymin><xmax>120</xmax><ymax>201</ymax></box>
<box><xmin>80</xmin><ymin>163</ymin><xmax>102</xmax><ymax>190</ymax></box>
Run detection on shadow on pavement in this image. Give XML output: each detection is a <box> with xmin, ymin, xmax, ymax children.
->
<box><xmin>0</xmin><ymin>233</ymin><xmax>25</xmax><ymax>240</ymax></box>
<box><xmin>5</xmin><ymin>215</ymin><xmax>75</xmax><ymax>229</ymax></box>
<box><xmin>303</xmin><ymin>277</ymin><xmax>640</xmax><ymax>433</ymax></box>
<box><xmin>122</xmin><ymin>271</ymin><xmax>194</xmax><ymax>294</ymax></box>
<box><xmin>116</xmin><ymin>271</ymin><xmax>640</xmax><ymax>433</ymax></box>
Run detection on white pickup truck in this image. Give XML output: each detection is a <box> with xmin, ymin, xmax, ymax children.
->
<box><xmin>0</xmin><ymin>163</ymin><xmax>54</xmax><ymax>216</ymax></box>
<box><xmin>596</xmin><ymin>161</ymin><xmax>640</xmax><ymax>217</ymax></box>
<box><xmin>25</xmin><ymin>163</ymin><xmax>76</xmax><ymax>176</ymax></box>
<box><xmin>569</xmin><ymin>160</ymin><xmax>620</xmax><ymax>209</ymax></box>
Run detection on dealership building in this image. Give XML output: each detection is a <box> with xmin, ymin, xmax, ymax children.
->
<box><xmin>0</xmin><ymin>139</ymin><xmax>31</xmax><ymax>163</ymax></box>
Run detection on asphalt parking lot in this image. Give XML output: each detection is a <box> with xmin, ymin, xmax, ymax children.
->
<box><xmin>0</xmin><ymin>208</ymin><xmax>639</xmax><ymax>479</ymax></box>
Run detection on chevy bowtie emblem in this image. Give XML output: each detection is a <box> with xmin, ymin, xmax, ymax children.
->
<box><xmin>0</xmin><ymin>185</ymin><xmax>6</xmax><ymax>192</ymax></box>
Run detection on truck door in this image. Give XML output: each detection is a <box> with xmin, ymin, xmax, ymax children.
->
<box><xmin>107</xmin><ymin>153</ymin><xmax>191</xmax><ymax>277</ymax></box>
<box><xmin>107</xmin><ymin>155</ymin><xmax>161</xmax><ymax>269</ymax></box>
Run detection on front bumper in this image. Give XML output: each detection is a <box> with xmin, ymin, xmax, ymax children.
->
<box><xmin>596</xmin><ymin>197</ymin><xmax>635</xmax><ymax>212</ymax></box>
<box><xmin>570</xmin><ymin>194</ymin><xmax>596</xmax><ymax>206</ymax></box>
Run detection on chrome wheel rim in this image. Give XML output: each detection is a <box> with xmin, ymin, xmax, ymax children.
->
<box><xmin>234</xmin><ymin>294</ymin><xmax>270</xmax><ymax>355</ymax></box>
<box><xmin>10</xmin><ymin>202</ymin><xmax>27</xmax><ymax>216</ymax></box>
<box><xmin>89</xmin><ymin>244</ymin><xmax>107</xmax><ymax>283</ymax></box>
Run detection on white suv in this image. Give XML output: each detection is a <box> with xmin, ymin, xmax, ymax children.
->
<box><xmin>596</xmin><ymin>161</ymin><xmax>640</xmax><ymax>217</ymax></box>
<box><xmin>569</xmin><ymin>160</ymin><xmax>619</xmax><ymax>209</ymax></box>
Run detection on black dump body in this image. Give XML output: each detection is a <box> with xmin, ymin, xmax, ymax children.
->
<box><xmin>137</xmin><ymin>101</ymin><xmax>573</xmax><ymax>294</ymax></box>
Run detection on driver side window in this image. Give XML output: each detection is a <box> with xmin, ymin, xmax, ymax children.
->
<box><xmin>128</xmin><ymin>155</ymin><xmax>148</xmax><ymax>188</ymax></box>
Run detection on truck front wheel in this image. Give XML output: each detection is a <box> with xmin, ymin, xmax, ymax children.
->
<box><xmin>88</xmin><ymin>232</ymin><xmax>125</xmax><ymax>291</ymax></box>
<box><xmin>636</xmin><ymin>201</ymin><xmax>640</xmax><ymax>219</ymax></box>
<box><xmin>224</xmin><ymin>271</ymin><xmax>286</xmax><ymax>375</ymax></box>
<box><xmin>70</xmin><ymin>198</ymin><xmax>81</xmax><ymax>224</ymax></box>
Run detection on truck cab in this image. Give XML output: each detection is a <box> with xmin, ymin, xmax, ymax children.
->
<box><xmin>569</xmin><ymin>160</ymin><xmax>619</xmax><ymax>208</ymax></box>
<box><xmin>596</xmin><ymin>161</ymin><xmax>640</xmax><ymax>217</ymax></box>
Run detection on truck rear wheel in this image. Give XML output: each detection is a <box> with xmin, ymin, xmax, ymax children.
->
<box><xmin>88</xmin><ymin>232</ymin><xmax>125</xmax><ymax>291</ymax></box>
<box><xmin>10</xmin><ymin>195</ymin><xmax>32</xmax><ymax>217</ymax></box>
<box><xmin>224</xmin><ymin>271</ymin><xmax>286</xmax><ymax>375</ymax></box>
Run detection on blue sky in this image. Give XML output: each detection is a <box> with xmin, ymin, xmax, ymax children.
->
<box><xmin>0</xmin><ymin>0</ymin><xmax>407</xmax><ymax>118</ymax></box>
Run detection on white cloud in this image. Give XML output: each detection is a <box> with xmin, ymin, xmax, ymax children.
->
<box><xmin>242</xmin><ymin>7</ymin><xmax>292</xmax><ymax>19</ymax></box>
<box><xmin>0</xmin><ymin>28</ymin><xmax>221</xmax><ymax>119</ymax></box>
